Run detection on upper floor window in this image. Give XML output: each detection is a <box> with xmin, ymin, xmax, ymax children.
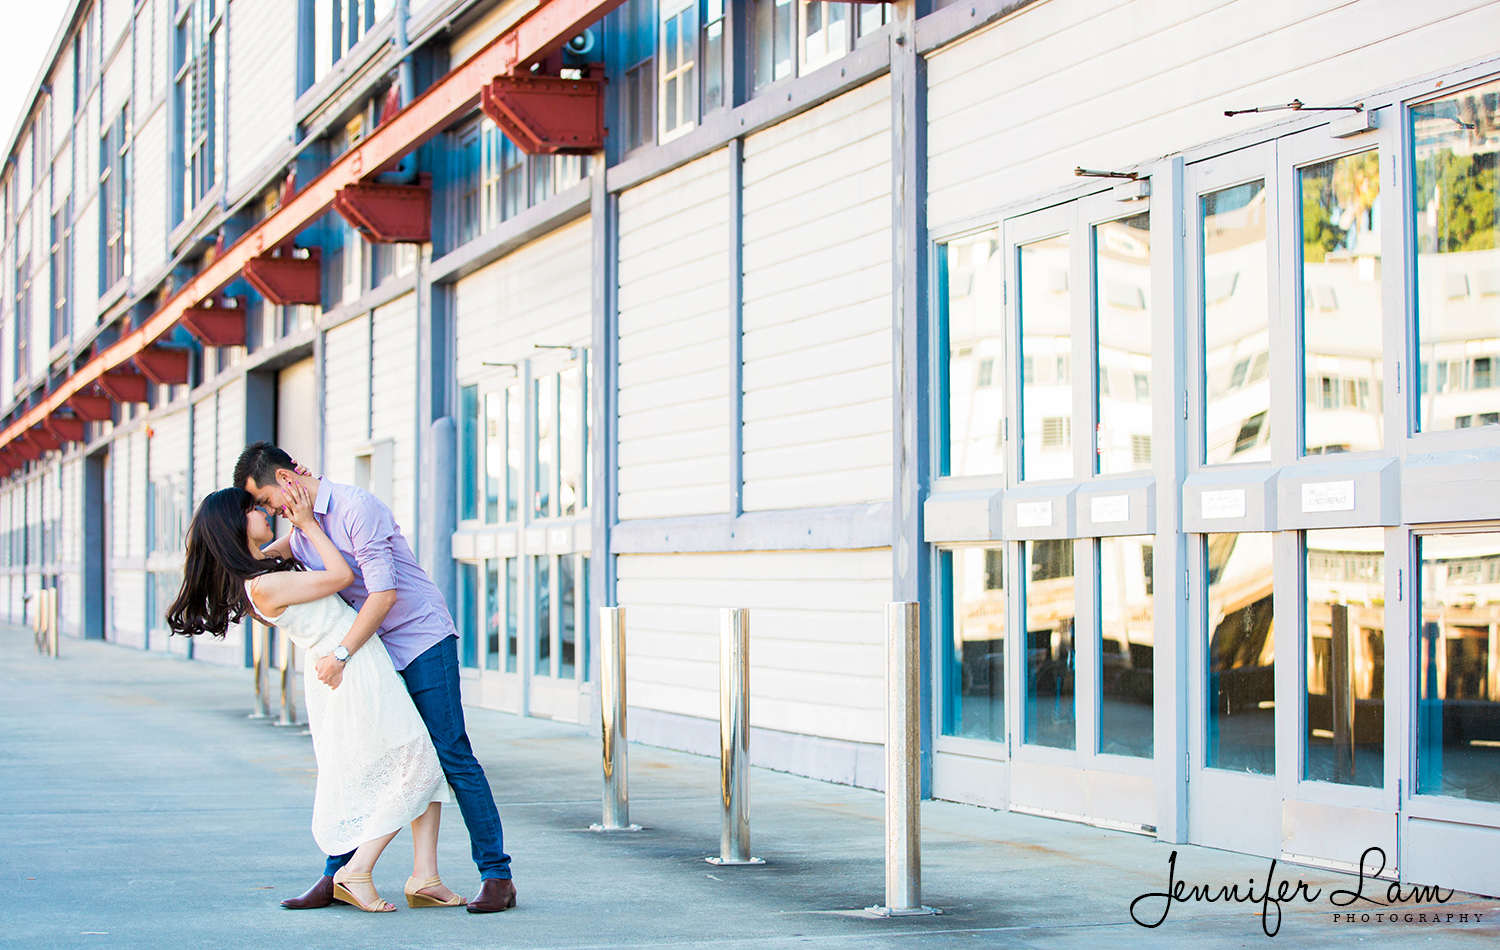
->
<box><xmin>100</xmin><ymin>108</ymin><xmax>131</xmax><ymax>292</ymax></box>
<box><xmin>175</xmin><ymin>0</ymin><xmax>224</xmax><ymax>221</ymax></box>
<box><xmin>752</xmin><ymin>1</ymin><xmax>886</xmax><ymax>93</ymax></box>
<box><xmin>14</xmin><ymin>253</ymin><xmax>33</xmax><ymax>382</ymax></box>
<box><xmin>939</xmin><ymin>229</ymin><xmax>1004</xmax><ymax>478</ymax></box>
<box><xmin>50</xmin><ymin>198</ymin><xmax>72</xmax><ymax>347</ymax></box>
<box><xmin>659</xmin><ymin>0</ymin><xmax>698</xmax><ymax>142</ymax></box>
<box><xmin>449</xmin><ymin>118</ymin><xmax>587</xmax><ymax>251</ymax></box>
<box><xmin>315</xmin><ymin>0</ymin><xmax>394</xmax><ymax>84</ymax></box>
<box><xmin>620</xmin><ymin>0</ymin><xmax>657</xmax><ymax>153</ymax></box>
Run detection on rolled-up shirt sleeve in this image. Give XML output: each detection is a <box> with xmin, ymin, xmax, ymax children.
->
<box><xmin>345</xmin><ymin>501</ymin><xmax>397</xmax><ymax>593</ymax></box>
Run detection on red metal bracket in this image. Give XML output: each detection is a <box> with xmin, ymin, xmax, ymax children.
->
<box><xmin>67</xmin><ymin>394</ymin><xmax>114</xmax><ymax>421</ymax></box>
<box><xmin>28</xmin><ymin>426</ymin><xmax>61</xmax><ymax>452</ymax></box>
<box><xmin>242</xmin><ymin>247</ymin><xmax>322</xmax><ymax>306</ymax></box>
<box><xmin>98</xmin><ymin>371</ymin><xmax>151</xmax><ymax>404</ymax></box>
<box><xmin>12</xmin><ymin>435</ymin><xmax>42</xmax><ymax>460</ymax></box>
<box><xmin>181</xmin><ymin>299</ymin><xmax>248</xmax><ymax>347</ymax></box>
<box><xmin>333</xmin><ymin>174</ymin><xmax>433</xmax><ymax>244</ymax></box>
<box><xmin>481</xmin><ymin>69</ymin><xmax>605</xmax><ymax>155</ymax></box>
<box><xmin>45</xmin><ymin>416</ymin><xmax>87</xmax><ymax>444</ymax></box>
<box><xmin>135</xmin><ymin>347</ymin><xmax>191</xmax><ymax>386</ymax></box>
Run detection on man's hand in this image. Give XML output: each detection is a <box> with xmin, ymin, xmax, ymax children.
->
<box><xmin>316</xmin><ymin>654</ymin><xmax>345</xmax><ymax>689</ymax></box>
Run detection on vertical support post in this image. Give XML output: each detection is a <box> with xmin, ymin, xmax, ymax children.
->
<box><xmin>591</xmin><ymin>606</ymin><xmax>640</xmax><ymax>831</ymax></box>
<box><xmin>707</xmin><ymin>607</ymin><xmax>763</xmax><ymax>866</ymax></box>
<box><xmin>871</xmin><ymin>602</ymin><xmax>937</xmax><ymax>916</ymax></box>
<box><xmin>1330</xmin><ymin>603</ymin><xmax>1354</xmax><ymax>781</ymax></box>
<box><xmin>274</xmin><ymin>634</ymin><xmax>301</xmax><ymax>727</ymax></box>
<box><xmin>249</xmin><ymin>621</ymin><xmax>270</xmax><ymax>719</ymax></box>
<box><xmin>48</xmin><ymin>588</ymin><xmax>59</xmax><ymax>658</ymax></box>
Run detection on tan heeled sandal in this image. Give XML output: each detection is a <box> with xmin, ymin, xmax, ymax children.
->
<box><xmin>405</xmin><ymin>875</ymin><xmax>467</xmax><ymax>908</ymax></box>
<box><xmin>332</xmin><ymin>869</ymin><xmax>397</xmax><ymax>912</ymax></box>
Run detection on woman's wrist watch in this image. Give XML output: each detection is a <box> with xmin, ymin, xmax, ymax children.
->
<box><xmin>332</xmin><ymin>645</ymin><xmax>350</xmax><ymax>663</ymax></box>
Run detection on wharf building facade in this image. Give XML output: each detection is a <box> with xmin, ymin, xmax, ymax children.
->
<box><xmin>1</xmin><ymin>0</ymin><xmax>1499</xmax><ymax>897</ymax></box>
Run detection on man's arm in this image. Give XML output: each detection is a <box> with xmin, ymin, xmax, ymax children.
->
<box><xmin>315</xmin><ymin>500</ymin><xmax>401</xmax><ymax>689</ymax></box>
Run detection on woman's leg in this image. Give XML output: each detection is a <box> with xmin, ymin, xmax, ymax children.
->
<box><xmin>408</xmin><ymin>803</ymin><xmax>460</xmax><ymax>902</ymax></box>
<box><xmin>334</xmin><ymin>829</ymin><xmax>400</xmax><ymax>909</ymax></box>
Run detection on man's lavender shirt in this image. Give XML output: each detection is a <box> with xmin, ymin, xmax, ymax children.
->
<box><xmin>288</xmin><ymin>478</ymin><xmax>454</xmax><ymax>671</ymax></box>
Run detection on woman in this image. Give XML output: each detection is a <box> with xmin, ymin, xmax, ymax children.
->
<box><xmin>167</xmin><ymin>480</ymin><xmax>464</xmax><ymax>912</ymax></box>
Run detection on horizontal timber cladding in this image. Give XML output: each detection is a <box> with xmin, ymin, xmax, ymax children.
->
<box><xmin>616</xmin><ymin>548</ymin><xmax>892</xmax><ymax>746</ymax></box>
<box><xmin>111</xmin><ymin>569</ymin><xmax>146</xmax><ymax>648</ymax></box>
<box><xmin>323</xmin><ymin>314</ymin><xmax>372</xmax><ymax>488</ymax></box>
<box><xmin>371</xmin><ymin>294</ymin><xmax>420</xmax><ymax>537</ymax></box>
<box><xmin>453</xmin><ymin>217</ymin><xmax>593</xmax><ymax>382</ymax></box>
<box><xmin>926</xmin><ymin>0</ymin><xmax>1500</xmax><ymax>230</ymax></box>
<box><xmin>616</xmin><ymin>148</ymin><xmax>732</xmax><ymax>521</ymax></box>
<box><xmin>215</xmin><ymin>379</ymin><xmax>247</xmax><ymax>498</ymax></box>
<box><xmin>102</xmin><ymin>37</ymin><xmax>130</xmax><ymax>120</ymax></box>
<box><xmin>132</xmin><ymin>106</ymin><xmax>168</xmax><ymax>279</ymax></box>
<box><xmin>192</xmin><ymin>392</ymin><xmax>218</xmax><ymax>509</ymax></box>
<box><xmin>740</xmin><ymin>76</ymin><xmax>893</xmax><ymax>513</ymax></box>
<box><xmin>226</xmin><ymin>0</ymin><xmax>297</xmax><ymax>198</ymax></box>
<box><xmin>72</xmin><ymin>190</ymin><xmax>98</xmax><ymax>338</ymax></box>
<box><xmin>127</xmin><ymin>429</ymin><xmax>149</xmax><ymax>561</ymax></box>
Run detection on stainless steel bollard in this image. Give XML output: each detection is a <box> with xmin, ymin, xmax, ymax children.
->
<box><xmin>47</xmin><ymin>588</ymin><xmax>58</xmax><ymax>658</ymax></box>
<box><xmin>591</xmin><ymin>607</ymin><xmax>641</xmax><ymax>832</ymax></box>
<box><xmin>869</xmin><ymin>602</ymin><xmax>937</xmax><ymax>916</ymax></box>
<box><xmin>707</xmin><ymin>607</ymin><xmax>763</xmax><ymax>866</ymax></box>
<box><xmin>273</xmin><ymin>632</ymin><xmax>301</xmax><ymax>727</ymax></box>
<box><xmin>248</xmin><ymin>621</ymin><xmax>271</xmax><ymax>719</ymax></box>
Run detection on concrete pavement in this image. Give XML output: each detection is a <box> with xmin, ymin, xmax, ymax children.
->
<box><xmin>1</xmin><ymin>623</ymin><xmax>1496</xmax><ymax>950</ymax></box>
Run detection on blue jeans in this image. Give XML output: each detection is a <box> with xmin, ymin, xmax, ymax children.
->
<box><xmin>324</xmin><ymin>635</ymin><xmax>512</xmax><ymax>880</ymax></box>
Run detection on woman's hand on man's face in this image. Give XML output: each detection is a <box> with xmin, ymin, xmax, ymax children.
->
<box><xmin>278</xmin><ymin>476</ymin><xmax>318</xmax><ymax>530</ymax></box>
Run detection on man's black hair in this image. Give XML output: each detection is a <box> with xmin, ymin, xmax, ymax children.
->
<box><xmin>232</xmin><ymin>441</ymin><xmax>296</xmax><ymax>492</ymax></box>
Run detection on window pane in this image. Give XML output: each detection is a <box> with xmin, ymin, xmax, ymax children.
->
<box><xmin>1418</xmin><ymin>533</ymin><xmax>1500</xmax><ymax>803</ymax></box>
<box><xmin>1203</xmin><ymin>183</ymin><xmax>1271</xmax><ymax>464</ymax></box>
<box><xmin>1206</xmin><ymin>532</ymin><xmax>1275</xmax><ymax>774</ymax></box>
<box><xmin>1413</xmin><ymin>80</ymin><xmax>1500</xmax><ymax>433</ymax></box>
<box><xmin>1095</xmin><ymin>211</ymin><xmax>1152</xmax><ymax>474</ymax></box>
<box><xmin>1019</xmin><ymin>234</ymin><xmax>1072</xmax><ymax>481</ymax></box>
<box><xmin>1099</xmin><ymin>536</ymin><xmax>1154</xmax><ymax>757</ymax></box>
<box><xmin>560</xmin><ymin>555</ymin><xmax>576</xmax><ymax>680</ymax></box>
<box><xmin>942</xmin><ymin>547</ymin><xmax>1006</xmax><ymax>743</ymax></box>
<box><xmin>943</xmin><ymin>229</ymin><xmax>1004</xmax><ymax>478</ymax></box>
<box><xmin>560</xmin><ymin>364</ymin><xmax>583</xmax><ymax>516</ymax></box>
<box><xmin>485</xmin><ymin>559</ymin><xmax>500</xmax><ymax>671</ymax></box>
<box><xmin>533</xmin><ymin>375</ymin><xmax>555</xmax><ymax>519</ymax></box>
<box><xmin>460</xmin><ymin>384</ymin><xmax>478</xmax><ymax>521</ymax></box>
<box><xmin>1300</xmin><ymin>152</ymin><xmax>1383</xmax><ymax>456</ymax></box>
<box><xmin>1305</xmin><ymin>528</ymin><xmax>1384</xmax><ymax>787</ymax></box>
<box><xmin>459</xmin><ymin>561</ymin><xmax>480</xmax><ymax>668</ymax></box>
<box><xmin>581</xmin><ymin>555</ymin><xmax>591</xmax><ymax>681</ymax></box>
<box><xmin>506</xmin><ymin>557</ymin><xmax>519</xmax><ymax>673</ymax></box>
<box><xmin>507</xmin><ymin>382</ymin><xmax>522</xmax><ymax>521</ymax></box>
<box><xmin>1024</xmin><ymin>539</ymin><xmax>1075</xmax><ymax>749</ymax></box>
<box><xmin>484</xmin><ymin>391</ymin><xmax>502</xmax><ymax>523</ymax></box>
<box><xmin>534</xmin><ymin>556</ymin><xmax>551</xmax><ymax>676</ymax></box>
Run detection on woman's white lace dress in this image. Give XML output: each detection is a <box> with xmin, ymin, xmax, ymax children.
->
<box><xmin>247</xmin><ymin>582</ymin><xmax>448</xmax><ymax>856</ymax></box>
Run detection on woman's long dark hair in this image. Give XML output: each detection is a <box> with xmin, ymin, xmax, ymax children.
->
<box><xmin>167</xmin><ymin>488</ymin><xmax>301</xmax><ymax>638</ymax></box>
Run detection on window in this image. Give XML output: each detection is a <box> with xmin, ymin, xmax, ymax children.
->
<box><xmin>560</xmin><ymin>554</ymin><xmax>577</xmax><ymax>679</ymax></box>
<box><xmin>14</xmin><ymin>253</ymin><xmax>32</xmax><ymax>382</ymax></box>
<box><xmin>1019</xmin><ymin>233</ymin><xmax>1073</xmax><ymax>480</ymax></box>
<box><xmin>314</xmin><ymin>0</ymin><xmax>394</xmax><ymax>85</ymax></box>
<box><xmin>1205</xmin><ymin>532</ymin><xmax>1275</xmax><ymax>774</ymax></box>
<box><xmin>506</xmin><ymin>557</ymin><xmax>519</xmax><ymax>672</ymax></box>
<box><xmin>1024</xmin><ymin>539</ymin><xmax>1076</xmax><ymax>749</ymax></box>
<box><xmin>800</xmin><ymin>2</ymin><xmax>849</xmax><ymax>73</ymax></box>
<box><xmin>1304</xmin><ymin>528</ymin><xmax>1384</xmax><ymax>787</ymax></box>
<box><xmin>459</xmin><ymin>560</ymin><xmax>480</xmax><ymax>668</ymax></box>
<box><xmin>1202</xmin><ymin>181</ymin><xmax>1271</xmax><ymax>464</ymax></box>
<box><xmin>702</xmin><ymin>0</ymin><xmax>727</xmax><ymax>112</ymax></box>
<box><xmin>1095</xmin><ymin>211</ymin><xmax>1152</xmax><ymax>474</ymax></box>
<box><xmin>531</xmin><ymin>351</ymin><xmax>591</xmax><ymax>520</ymax></box>
<box><xmin>460</xmin><ymin>384</ymin><xmax>479</xmax><ymax>521</ymax></box>
<box><xmin>485</xmin><ymin>560</ymin><xmax>501</xmax><ymax>671</ymax></box>
<box><xmin>50</xmin><ymin>199</ymin><xmax>72</xmax><ymax>347</ymax></box>
<box><xmin>174</xmin><ymin>0</ymin><xmax>225</xmax><ymax>221</ymax></box>
<box><xmin>453</xmin><ymin>118</ymin><xmax>589</xmax><ymax>249</ymax></box>
<box><xmin>754</xmin><ymin>0</ymin><xmax>877</xmax><ymax>92</ymax></box>
<box><xmin>940</xmin><ymin>230</ymin><xmax>1004</xmax><ymax>478</ymax></box>
<box><xmin>1418</xmin><ymin>533</ymin><xmax>1500</xmax><ymax>802</ymax></box>
<box><xmin>752</xmin><ymin>0</ymin><xmax>795</xmax><ymax>91</ymax></box>
<box><xmin>620</xmin><ymin>0</ymin><xmax>657</xmax><ymax>152</ymax></box>
<box><xmin>100</xmin><ymin>109</ymin><xmax>131</xmax><ymax>291</ymax></box>
<box><xmin>1098</xmin><ymin>536</ymin><xmax>1154</xmax><ymax>758</ymax></box>
<box><xmin>1299</xmin><ymin>151</ymin><xmax>1382</xmax><ymax>455</ymax></box>
<box><xmin>659</xmin><ymin>0</ymin><xmax>698</xmax><ymax>142</ymax></box>
<box><xmin>1413</xmin><ymin>78</ymin><xmax>1500</xmax><ymax>433</ymax></box>
<box><xmin>534</xmin><ymin>555</ymin><xmax>551</xmax><ymax>675</ymax></box>
<box><xmin>941</xmin><ymin>547</ymin><xmax>1006</xmax><ymax>743</ymax></box>
<box><xmin>454</xmin><ymin>123</ymin><xmax>482</xmax><ymax>246</ymax></box>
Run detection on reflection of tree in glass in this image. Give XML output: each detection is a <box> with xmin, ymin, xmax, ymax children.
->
<box><xmin>1415</xmin><ymin>148</ymin><xmax>1497</xmax><ymax>253</ymax></box>
<box><xmin>1302</xmin><ymin>152</ymin><xmax>1380</xmax><ymax>262</ymax></box>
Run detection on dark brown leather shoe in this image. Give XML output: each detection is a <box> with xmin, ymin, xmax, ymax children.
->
<box><xmin>280</xmin><ymin>874</ymin><xmax>336</xmax><ymax>909</ymax></box>
<box><xmin>466</xmin><ymin>878</ymin><xmax>517</xmax><ymax>913</ymax></box>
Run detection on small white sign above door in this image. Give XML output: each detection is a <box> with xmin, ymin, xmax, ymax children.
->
<box><xmin>1015</xmin><ymin>500</ymin><xmax>1054</xmax><ymax>528</ymax></box>
<box><xmin>1302</xmin><ymin>480</ymin><xmax>1355</xmax><ymax>513</ymax></box>
<box><xmin>1090</xmin><ymin>495</ymin><xmax>1130</xmax><ymax>523</ymax></box>
<box><xmin>1201</xmin><ymin>489</ymin><xmax>1247</xmax><ymax>520</ymax></box>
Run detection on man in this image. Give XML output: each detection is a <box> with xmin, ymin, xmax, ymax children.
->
<box><xmin>234</xmin><ymin>441</ymin><xmax>515</xmax><ymax>913</ymax></box>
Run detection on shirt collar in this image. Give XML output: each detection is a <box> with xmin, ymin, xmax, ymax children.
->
<box><xmin>313</xmin><ymin>477</ymin><xmax>333</xmax><ymax>516</ymax></box>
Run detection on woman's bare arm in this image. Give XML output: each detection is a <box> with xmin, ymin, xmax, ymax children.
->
<box><xmin>252</xmin><ymin>479</ymin><xmax>355</xmax><ymax>614</ymax></box>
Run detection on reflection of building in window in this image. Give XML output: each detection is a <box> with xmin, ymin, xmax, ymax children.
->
<box><xmin>1305</xmin><ymin>529</ymin><xmax>1385</xmax><ymax>787</ymax></box>
<box><xmin>1203</xmin><ymin>182</ymin><xmax>1271</xmax><ymax>465</ymax></box>
<box><xmin>1206</xmin><ymin>532</ymin><xmax>1275</xmax><ymax>775</ymax></box>
<box><xmin>659</xmin><ymin>0</ymin><xmax>698</xmax><ymax>142</ymax></box>
<box><xmin>943</xmin><ymin>231</ymin><xmax>1004</xmax><ymax>478</ymax></box>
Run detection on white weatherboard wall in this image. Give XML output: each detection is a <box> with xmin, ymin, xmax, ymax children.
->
<box><xmin>324</xmin><ymin>315</ymin><xmax>371</xmax><ymax>487</ymax></box>
<box><xmin>454</xmin><ymin>218</ymin><xmax>592</xmax><ymax>379</ymax></box>
<box><xmin>741</xmin><ymin>76</ymin><xmax>893</xmax><ymax>512</ymax></box>
<box><xmin>618</xmin><ymin>548</ymin><xmax>891</xmax><ymax>784</ymax></box>
<box><xmin>133</xmin><ymin>107</ymin><xmax>168</xmax><ymax>279</ymax></box>
<box><xmin>216</xmin><ymin>379</ymin><xmax>246</xmax><ymax>494</ymax></box>
<box><xmin>371</xmin><ymin>294</ymin><xmax>419</xmax><ymax>536</ymax></box>
<box><xmin>192</xmin><ymin>391</ymin><xmax>219</xmax><ymax>509</ymax></box>
<box><xmin>227</xmin><ymin>0</ymin><xmax>296</xmax><ymax>197</ymax></box>
<box><xmin>616</xmin><ymin>148</ymin><xmax>731</xmax><ymax>520</ymax></box>
<box><xmin>926</xmin><ymin>0</ymin><xmax>1500</xmax><ymax>230</ymax></box>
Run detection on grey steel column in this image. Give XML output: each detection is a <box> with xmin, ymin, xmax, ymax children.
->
<box><xmin>870</xmin><ymin>602</ymin><xmax>937</xmax><ymax>916</ymax></box>
<box><xmin>591</xmin><ymin>606</ymin><xmax>640</xmax><ymax>832</ymax></box>
<box><xmin>248</xmin><ymin>621</ymin><xmax>270</xmax><ymax>719</ymax></box>
<box><xmin>707</xmin><ymin>607</ymin><xmax>762</xmax><ymax>866</ymax></box>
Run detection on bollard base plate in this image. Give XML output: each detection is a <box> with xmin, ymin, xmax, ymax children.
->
<box><xmin>706</xmin><ymin>856</ymin><xmax>766</xmax><ymax>866</ymax></box>
<box><xmin>272</xmin><ymin>720</ymin><xmax>305</xmax><ymax>728</ymax></box>
<box><xmin>247</xmin><ymin>712</ymin><xmax>271</xmax><ymax>720</ymax></box>
<box><xmin>865</xmin><ymin>905</ymin><xmax>941</xmax><ymax>917</ymax></box>
<box><xmin>589</xmin><ymin>823</ymin><xmax>643</xmax><ymax>832</ymax></box>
